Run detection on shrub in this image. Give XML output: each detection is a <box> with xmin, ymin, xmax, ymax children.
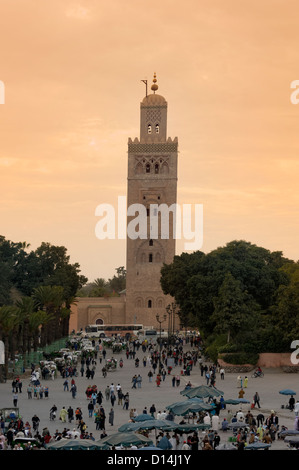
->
<box><xmin>221</xmin><ymin>352</ymin><xmax>259</xmax><ymax>365</ymax></box>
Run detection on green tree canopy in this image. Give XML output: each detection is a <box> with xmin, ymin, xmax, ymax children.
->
<box><xmin>211</xmin><ymin>272</ymin><xmax>259</xmax><ymax>343</ymax></box>
<box><xmin>0</xmin><ymin>237</ymin><xmax>88</xmax><ymax>306</ymax></box>
<box><xmin>160</xmin><ymin>240</ymin><xmax>293</xmax><ymax>351</ymax></box>
<box><xmin>77</xmin><ymin>267</ymin><xmax>126</xmax><ymax>297</ymax></box>
<box><xmin>272</xmin><ymin>262</ymin><xmax>299</xmax><ymax>345</ymax></box>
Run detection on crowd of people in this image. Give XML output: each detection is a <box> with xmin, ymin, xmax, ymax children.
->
<box><xmin>0</xmin><ymin>334</ymin><xmax>204</xmax><ymax>449</ymax></box>
<box><xmin>0</xmin><ymin>333</ymin><xmax>296</xmax><ymax>450</ymax></box>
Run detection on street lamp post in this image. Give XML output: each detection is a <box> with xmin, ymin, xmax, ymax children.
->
<box><xmin>166</xmin><ymin>303</ymin><xmax>177</xmax><ymax>345</ymax></box>
<box><xmin>156</xmin><ymin>314</ymin><xmax>166</xmax><ymax>352</ymax></box>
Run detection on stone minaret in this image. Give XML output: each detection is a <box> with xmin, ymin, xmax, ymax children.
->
<box><xmin>125</xmin><ymin>74</ymin><xmax>179</xmax><ymax>330</ymax></box>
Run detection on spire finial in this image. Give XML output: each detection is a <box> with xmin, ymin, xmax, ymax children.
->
<box><xmin>151</xmin><ymin>73</ymin><xmax>158</xmax><ymax>93</ymax></box>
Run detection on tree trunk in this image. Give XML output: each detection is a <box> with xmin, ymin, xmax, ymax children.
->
<box><xmin>227</xmin><ymin>329</ymin><xmax>230</xmax><ymax>344</ymax></box>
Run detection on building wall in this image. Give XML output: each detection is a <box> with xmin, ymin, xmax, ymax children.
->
<box><xmin>70</xmin><ymin>296</ymin><xmax>126</xmax><ymax>333</ymax></box>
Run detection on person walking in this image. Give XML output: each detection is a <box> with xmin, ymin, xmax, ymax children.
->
<box><xmin>123</xmin><ymin>393</ymin><xmax>129</xmax><ymax>410</ymax></box>
<box><xmin>156</xmin><ymin>374</ymin><xmax>161</xmax><ymax>387</ymax></box>
<box><xmin>110</xmin><ymin>391</ymin><xmax>116</xmax><ymax>407</ymax></box>
<box><xmin>63</xmin><ymin>379</ymin><xmax>69</xmax><ymax>391</ymax></box>
<box><xmin>67</xmin><ymin>406</ymin><xmax>74</xmax><ymax>423</ymax></box>
<box><xmin>59</xmin><ymin>406</ymin><xmax>68</xmax><ymax>423</ymax></box>
<box><xmin>13</xmin><ymin>392</ymin><xmax>18</xmax><ymax>407</ymax></box>
<box><xmin>32</xmin><ymin>414</ymin><xmax>40</xmax><ymax>432</ymax></box>
<box><xmin>189</xmin><ymin>432</ymin><xmax>199</xmax><ymax>450</ymax></box>
<box><xmin>131</xmin><ymin>375</ymin><xmax>137</xmax><ymax>389</ymax></box>
<box><xmin>148</xmin><ymin>370</ymin><xmax>153</xmax><ymax>382</ymax></box>
<box><xmin>136</xmin><ymin>374</ymin><xmax>142</xmax><ymax>388</ymax></box>
<box><xmin>27</xmin><ymin>384</ymin><xmax>33</xmax><ymax>399</ymax></box>
<box><xmin>88</xmin><ymin>400</ymin><xmax>94</xmax><ymax>418</ymax></box>
<box><xmin>71</xmin><ymin>383</ymin><xmax>77</xmax><ymax>398</ymax></box>
<box><xmin>97</xmin><ymin>390</ymin><xmax>103</xmax><ymax>405</ymax></box>
<box><xmin>205</xmin><ymin>371</ymin><xmax>210</xmax><ymax>385</ymax></box>
<box><xmin>109</xmin><ymin>408</ymin><xmax>114</xmax><ymax>426</ymax></box>
<box><xmin>117</xmin><ymin>388</ymin><xmax>123</xmax><ymax>406</ymax></box>
<box><xmin>99</xmin><ymin>406</ymin><xmax>106</xmax><ymax>430</ymax></box>
<box><xmin>289</xmin><ymin>395</ymin><xmax>295</xmax><ymax>411</ymax></box>
<box><xmin>50</xmin><ymin>404</ymin><xmax>57</xmax><ymax>421</ymax></box>
<box><xmin>150</xmin><ymin>404</ymin><xmax>156</xmax><ymax>417</ymax></box>
<box><xmin>213</xmin><ymin>431</ymin><xmax>221</xmax><ymax>449</ymax></box>
<box><xmin>17</xmin><ymin>379</ymin><xmax>22</xmax><ymax>393</ymax></box>
<box><xmin>253</xmin><ymin>392</ymin><xmax>261</xmax><ymax>408</ymax></box>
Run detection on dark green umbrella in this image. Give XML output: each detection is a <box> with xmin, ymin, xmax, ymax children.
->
<box><xmin>223</xmin><ymin>399</ymin><xmax>241</xmax><ymax>405</ymax></box>
<box><xmin>279</xmin><ymin>389</ymin><xmax>296</xmax><ymax>395</ymax></box>
<box><xmin>118</xmin><ymin>419</ymin><xmax>172</xmax><ymax>433</ymax></box>
<box><xmin>224</xmin><ymin>398</ymin><xmax>250</xmax><ymax>405</ymax></box>
<box><xmin>245</xmin><ymin>442</ymin><xmax>271</xmax><ymax>450</ymax></box>
<box><xmin>97</xmin><ymin>432</ymin><xmax>153</xmax><ymax>448</ymax></box>
<box><xmin>166</xmin><ymin>398</ymin><xmax>215</xmax><ymax>416</ymax></box>
<box><xmin>46</xmin><ymin>438</ymin><xmax>106</xmax><ymax>450</ymax></box>
<box><xmin>166</xmin><ymin>423</ymin><xmax>211</xmax><ymax>433</ymax></box>
<box><xmin>181</xmin><ymin>385</ymin><xmax>224</xmax><ymax>399</ymax></box>
<box><xmin>139</xmin><ymin>446</ymin><xmax>163</xmax><ymax>450</ymax></box>
<box><xmin>157</xmin><ymin>436</ymin><xmax>172</xmax><ymax>450</ymax></box>
<box><xmin>133</xmin><ymin>414</ymin><xmax>155</xmax><ymax>422</ymax></box>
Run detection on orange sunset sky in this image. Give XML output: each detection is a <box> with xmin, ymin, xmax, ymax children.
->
<box><xmin>0</xmin><ymin>0</ymin><xmax>299</xmax><ymax>282</ymax></box>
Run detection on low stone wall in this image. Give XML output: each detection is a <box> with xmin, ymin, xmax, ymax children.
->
<box><xmin>217</xmin><ymin>358</ymin><xmax>253</xmax><ymax>373</ymax></box>
<box><xmin>218</xmin><ymin>352</ymin><xmax>299</xmax><ymax>373</ymax></box>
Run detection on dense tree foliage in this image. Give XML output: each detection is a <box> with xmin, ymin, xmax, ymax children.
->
<box><xmin>77</xmin><ymin>266</ymin><xmax>126</xmax><ymax>297</ymax></box>
<box><xmin>161</xmin><ymin>240</ymin><xmax>296</xmax><ymax>355</ymax></box>
<box><xmin>0</xmin><ymin>236</ymin><xmax>87</xmax><ymax>379</ymax></box>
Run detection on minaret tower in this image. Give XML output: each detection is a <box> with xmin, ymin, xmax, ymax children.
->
<box><xmin>125</xmin><ymin>74</ymin><xmax>178</xmax><ymax>329</ymax></box>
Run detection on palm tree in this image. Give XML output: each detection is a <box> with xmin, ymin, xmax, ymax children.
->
<box><xmin>15</xmin><ymin>296</ymin><xmax>48</xmax><ymax>364</ymax></box>
<box><xmin>32</xmin><ymin>285</ymin><xmax>65</xmax><ymax>345</ymax></box>
<box><xmin>62</xmin><ymin>295</ymin><xmax>77</xmax><ymax>337</ymax></box>
<box><xmin>28</xmin><ymin>310</ymin><xmax>50</xmax><ymax>352</ymax></box>
<box><xmin>0</xmin><ymin>305</ymin><xmax>20</xmax><ymax>380</ymax></box>
<box><xmin>15</xmin><ymin>297</ymin><xmax>32</xmax><ymax>363</ymax></box>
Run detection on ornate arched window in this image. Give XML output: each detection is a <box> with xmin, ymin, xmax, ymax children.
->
<box><xmin>135</xmin><ymin>162</ymin><xmax>143</xmax><ymax>174</ymax></box>
<box><xmin>161</xmin><ymin>162</ymin><xmax>169</xmax><ymax>174</ymax></box>
<box><xmin>135</xmin><ymin>297</ymin><xmax>143</xmax><ymax>308</ymax></box>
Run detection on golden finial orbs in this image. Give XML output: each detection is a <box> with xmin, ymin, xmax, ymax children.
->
<box><xmin>151</xmin><ymin>73</ymin><xmax>158</xmax><ymax>93</ymax></box>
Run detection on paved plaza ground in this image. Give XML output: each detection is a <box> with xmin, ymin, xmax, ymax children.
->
<box><xmin>0</xmin><ymin>339</ymin><xmax>298</xmax><ymax>453</ymax></box>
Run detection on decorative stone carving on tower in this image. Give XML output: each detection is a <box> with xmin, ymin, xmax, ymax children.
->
<box><xmin>125</xmin><ymin>74</ymin><xmax>178</xmax><ymax>329</ymax></box>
